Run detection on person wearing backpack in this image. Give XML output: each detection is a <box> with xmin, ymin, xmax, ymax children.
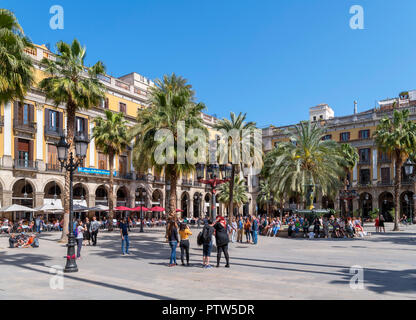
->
<box><xmin>201</xmin><ymin>219</ymin><xmax>214</xmax><ymax>268</ymax></box>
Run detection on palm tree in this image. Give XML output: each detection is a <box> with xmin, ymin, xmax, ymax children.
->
<box><xmin>338</xmin><ymin>143</ymin><xmax>359</xmax><ymax>215</ymax></box>
<box><xmin>217</xmin><ymin>176</ymin><xmax>249</xmax><ymax>212</ymax></box>
<box><xmin>215</xmin><ymin>112</ymin><xmax>261</xmax><ymax>221</ymax></box>
<box><xmin>39</xmin><ymin>39</ymin><xmax>106</xmax><ymax>241</ymax></box>
<box><xmin>129</xmin><ymin>73</ymin><xmax>207</xmax><ymax>217</ymax></box>
<box><xmin>0</xmin><ymin>9</ymin><xmax>34</xmax><ymax>104</ymax></box>
<box><xmin>374</xmin><ymin>109</ymin><xmax>416</xmax><ymax>231</ymax></box>
<box><xmin>93</xmin><ymin>110</ymin><xmax>129</xmax><ymax>230</ymax></box>
<box><xmin>257</xmin><ymin>179</ymin><xmax>273</xmax><ymax>218</ymax></box>
<box><xmin>268</xmin><ymin>122</ymin><xmax>344</xmax><ymax>209</ymax></box>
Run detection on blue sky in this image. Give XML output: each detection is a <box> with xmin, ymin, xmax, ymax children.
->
<box><xmin>3</xmin><ymin>0</ymin><xmax>416</xmax><ymax>128</ymax></box>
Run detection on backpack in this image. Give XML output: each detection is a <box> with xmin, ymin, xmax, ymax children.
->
<box><xmin>202</xmin><ymin>226</ymin><xmax>213</xmax><ymax>244</ymax></box>
<box><xmin>197</xmin><ymin>231</ymin><xmax>204</xmax><ymax>246</ymax></box>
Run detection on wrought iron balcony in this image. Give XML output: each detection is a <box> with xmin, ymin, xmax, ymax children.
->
<box><xmin>153</xmin><ymin>176</ymin><xmax>165</xmax><ymax>184</ymax></box>
<box><xmin>358</xmin><ymin>159</ymin><xmax>371</xmax><ymax>165</ymax></box>
<box><xmin>182</xmin><ymin>179</ymin><xmax>193</xmax><ymax>186</ymax></box>
<box><xmin>44</xmin><ymin>125</ymin><xmax>64</xmax><ymax>138</ymax></box>
<box><xmin>46</xmin><ymin>162</ymin><xmax>62</xmax><ymax>172</ymax></box>
<box><xmin>377</xmin><ymin>180</ymin><xmax>393</xmax><ymax>186</ymax></box>
<box><xmin>13</xmin><ymin>159</ymin><xmax>38</xmax><ymax>171</ymax></box>
<box><xmin>13</xmin><ymin>119</ymin><xmax>36</xmax><ymax>133</ymax></box>
<box><xmin>116</xmin><ymin>172</ymin><xmax>133</xmax><ymax>180</ymax></box>
<box><xmin>136</xmin><ymin>174</ymin><xmax>149</xmax><ymax>182</ymax></box>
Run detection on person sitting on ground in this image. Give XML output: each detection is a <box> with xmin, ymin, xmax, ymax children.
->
<box><xmin>338</xmin><ymin>218</ymin><xmax>346</xmax><ymax>238</ymax></box>
<box><xmin>400</xmin><ymin>214</ymin><xmax>408</xmax><ymax>225</ymax></box>
<box><xmin>345</xmin><ymin>218</ymin><xmax>354</xmax><ymax>238</ymax></box>
<box><xmin>9</xmin><ymin>233</ymin><xmax>18</xmax><ymax>248</ymax></box>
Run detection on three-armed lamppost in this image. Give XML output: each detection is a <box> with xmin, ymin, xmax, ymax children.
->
<box><xmin>57</xmin><ymin>133</ymin><xmax>89</xmax><ymax>273</ymax></box>
<box><xmin>404</xmin><ymin>158</ymin><xmax>416</xmax><ymax>225</ymax></box>
<box><xmin>196</xmin><ymin>164</ymin><xmax>232</xmax><ymax>221</ymax></box>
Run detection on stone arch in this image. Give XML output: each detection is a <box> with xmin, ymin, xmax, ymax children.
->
<box><xmin>359</xmin><ymin>192</ymin><xmax>373</xmax><ymax>219</ymax></box>
<box><xmin>116</xmin><ymin>186</ymin><xmax>129</xmax><ymax>207</ymax></box>
<box><xmin>73</xmin><ymin>183</ymin><xmax>89</xmax><ymax>206</ymax></box>
<box><xmin>95</xmin><ymin>185</ymin><xmax>109</xmax><ymax>206</ymax></box>
<box><xmin>180</xmin><ymin>191</ymin><xmax>190</xmax><ymax>218</ymax></box>
<box><xmin>400</xmin><ymin>191</ymin><xmax>414</xmax><ymax>219</ymax></box>
<box><xmin>379</xmin><ymin>191</ymin><xmax>394</xmax><ymax>222</ymax></box>
<box><xmin>12</xmin><ymin>178</ymin><xmax>36</xmax><ymax>211</ymax></box>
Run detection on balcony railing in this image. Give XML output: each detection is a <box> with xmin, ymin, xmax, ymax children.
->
<box><xmin>358</xmin><ymin>159</ymin><xmax>371</xmax><ymax>165</ymax></box>
<box><xmin>153</xmin><ymin>176</ymin><xmax>165</xmax><ymax>184</ymax></box>
<box><xmin>44</xmin><ymin>126</ymin><xmax>64</xmax><ymax>137</ymax></box>
<box><xmin>13</xmin><ymin>119</ymin><xmax>36</xmax><ymax>132</ymax></box>
<box><xmin>357</xmin><ymin>181</ymin><xmax>372</xmax><ymax>187</ymax></box>
<box><xmin>377</xmin><ymin>180</ymin><xmax>392</xmax><ymax>186</ymax></box>
<box><xmin>14</xmin><ymin>159</ymin><xmax>38</xmax><ymax>170</ymax></box>
<box><xmin>379</xmin><ymin>158</ymin><xmax>391</xmax><ymax>164</ymax></box>
<box><xmin>193</xmin><ymin>181</ymin><xmax>202</xmax><ymax>187</ymax></box>
<box><xmin>182</xmin><ymin>179</ymin><xmax>193</xmax><ymax>186</ymax></box>
<box><xmin>116</xmin><ymin>172</ymin><xmax>133</xmax><ymax>180</ymax></box>
<box><xmin>46</xmin><ymin>162</ymin><xmax>62</xmax><ymax>172</ymax></box>
<box><xmin>136</xmin><ymin>174</ymin><xmax>149</xmax><ymax>182</ymax></box>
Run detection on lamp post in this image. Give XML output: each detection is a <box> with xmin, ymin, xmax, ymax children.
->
<box><xmin>194</xmin><ymin>194</ymin><xmax>200</xmax><ymax>218</ymax></box>
<box><xmin>138</xmin><ymin>189</ymin><xmax>147</xmax><ymax>233</ymax></box>
<box><xmin>196</xmin><ymin>163</ymin><xmax>231</xmax><ymax>221</ymax></box>
<box><xmin>57</xmin><ymin>133</ymin><xmax>89</xmax><ymax>273</ymax></box>
<box><xmin>404</xmin><ymin>158</ymin><xmax>415</xmax><ymax>225</ymax></box>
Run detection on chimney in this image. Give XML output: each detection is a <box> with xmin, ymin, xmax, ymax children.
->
<box><xmin>354</xmin><ymin>101</ymin><xmax>357</xmax><ymax>114</ymax></box>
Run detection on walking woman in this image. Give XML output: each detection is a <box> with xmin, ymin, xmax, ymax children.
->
<box><xmin>214</xmin><ymin>216</ymin><xmax>230</xmax><ymax>268</ymax></box>
<box><xmin>167</xmin><ymin>220</ymin><xmax>179</xmax><ymax>267</ymax></box>
<box><xmin>84</xmin><ymin>217</ymin><xmax>91</xmax><ymax>246</ymax></box>
<box><xmin>75</xmin><ymin>220</ymin><xmax>85</xmax><ymax>259</ymax></box>
<box><xmin>179</xmin><ymin>223</ymin><xmax>192</xmax><ymax>266</ymax></box>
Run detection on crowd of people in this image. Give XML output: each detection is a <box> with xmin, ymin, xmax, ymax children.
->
<box><xmin>255</xmin><ymin>214</ymin><xmax>368</xmax><ymax>239</ymax></box>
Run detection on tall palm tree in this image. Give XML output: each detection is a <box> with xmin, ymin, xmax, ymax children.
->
<box><xmin>257</xmin><ymin>179</ymin><xmax>273</xmax><ymax>218</ymax></box>
<box><xmin>338</xmin><ymin>143</ymin><xmax>359</xmax><ymax>215</ymax></box>
<box><xmin>39</xmin><ymin>39</ymin><xmax>106</xmax><ymax>241</ymax></box>
<box><xmin>0</xmin><ymin>9</ymin><xmax>34</xmax><ymax>104</ymax></box>
<box><xmin>217</xmin><ymin>176</ymin><xmax>249</xmax><ymax>212</ymax></box>
<box><xmin>129</xmin><ymin>73</ymin><xmax>207</xmax><ymax>217</ymax></box>
<box><xmin>268</xmin><ymin>122</ymin><xmax>344</xmax><ymax>209</ymax></box>
<box><xmin>215</xmin><ymin>112</ymin><xmax>261</xmax><ymax>221</ymax></box>
<box><xmin>93</xmin><ymin>110</ymin><xmax>129</xmax><ymax>230</ymax></box>
<box><xmin>374</xmin><ymin>109</ymin><xmax>416</xmax><ymax>231</ymax></box>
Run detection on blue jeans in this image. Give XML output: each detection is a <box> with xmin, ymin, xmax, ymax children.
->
<box><xmin>121</xmin><ymin>235</ymin><xmax>129</xmax><ymax>254</ymax></box>
<box><xmin>76</xmin><ymin>238</ymin><xmax>82</xmax><ymax>258</ymax></box>
<box><xmin>169</xmin><ymin>241</ymin><xmax>178</xmax><ymax>264</ymax></box>
<box><xmin>36</xmin><ymin>224</ymin><xmax>41</xmax><ymax>233</ymax></box>
<box><xmin>252</xmin><ymin>230</ymin><xmax>258</xmax><ymax>244</ymax></box>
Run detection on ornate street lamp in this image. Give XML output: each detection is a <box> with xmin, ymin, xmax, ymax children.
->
<box><xmin>404</xmin><ymin>158</ymin><xmax>415</xmax><ymax>225</ymax></box>
<box><xmin>196</xmin><ymin>163</ymin><xmax>231</xmax><ymax>221</ymax></box>
<box><xmin>57</xmin><ymin>132</ymin><xmax>89</xmax><ymax>273</ymax></box>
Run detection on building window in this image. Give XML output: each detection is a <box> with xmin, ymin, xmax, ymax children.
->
<box><xmin>119</xmin><ymin>102</ymin><xmax>127</xmax><ymax>114</ymax></box>
<box><xmin>359</xmin><ymin>148</ymin><xmax>370</xmax><ymax>164</ymax></box>
<box><xmin>379</xmin><ymin>151</ymin><xmax>390</xmax><ymax>162</ymax></box>
<box><xmin>320</xmin><ymin>115</ymin><xmax>323</xmax><ymax>119</ymax></box>
<box><xmin>359</xmin><ymin>129</ymin><xmax>370</xmax><ymax>140</ymax></box>
<box><xmin>340</xmin><ymin>132</ymin><xmax>350</xmax><ymax>142</ymax></box>
<box><xmin>359</xmin><ymin>169</ymin><xmax>371</xmax><ymax>185</ymax></box>
<box><xmin>48</xmin><ymin>110</ymin><xmax>58</xmax><ymax>129</ymax></box>
<box><xmin>76</xmin><ymin>117</ymin><xmax>87</xmax><ymax>135</ymax></box>
<box><xmin>322</xmin><ymin>134</ymin><xmax>332</xmax><ymax>141</ymax></box>
<box><xmin>48</xmin><ymin>144</ymin><xmax>57</xmax><ymax>164</ymax></box>
<box><xmin>381</xmin><ymin>167</ymin><xmax>390</xmax><ymax>184</ymax></box>
<box><xmin>98</xmin><ymin>153</ymin><xmax>107</xmax><ymax>170</ymax></box>
<box><xmin>313</xmin><ymin>116</ymin><xmax>316</xmax><ymax>121</ymax></box>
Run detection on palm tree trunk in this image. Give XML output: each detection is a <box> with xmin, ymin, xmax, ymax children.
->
<box><xmin>168</xmin><ymin>170</ymin><xmax>177</xmax><ymax>218</ymax></box>
<box><xmin>108</xmin><ymin>153</ymin><xmax>115</xmax><ymax>231</ymax></box>
<box><xmin>393</xmin><ymin>151</ymin><xmax>403</xmax><ymax>231</ymax></box>
<box><xmin>59</xmin><ymin>103</ymin><xmax>76</xmax><ymax>243</ymax></box>
<box><xmin>228</xmin><ymin>165</ymin><xmax>235</xmax><ymax>222</ymax></box>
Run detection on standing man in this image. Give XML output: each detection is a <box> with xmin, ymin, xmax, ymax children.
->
<box><xmin>252</xmin><ymin>215</ymin><xmax>259</xmax><ymax>245</ymax></box>
<box><xmin>35</xmin><ymin>215</ymin><xmax>42</xmax><ymax>234</ymax></box>
<box><xmin>237</xmin><ymin>216</ymin><xmax>243</xmax><ymax>243</ymax></box>
<box><xmin>90</xmin><ymin>216</ymin><xmax>100</xmax><ymax>246</ymax></box>
<box><xmin>119</xmin><ymin>217</ymin><xmax>130</xmax><ymax>255</ymax></box>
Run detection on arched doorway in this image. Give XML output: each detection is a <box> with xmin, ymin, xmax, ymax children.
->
<box><xmin>181</xmin><ymin>192</ymin><xmax>189</xmax><ymax>219</ymax></box>
<box><xmin>151</xmin><ymin>189</ymin><xmax>163</xmax><ymax>218</ymax></box>
<box><xmin>204</xmin><ymin>193</ymin><xmax>211</xmax><ymax>218</ymax></box>
<box><xmin>322</xmin><ymin>196</ymin><xmax>335</xmax><ymax>209</ymax></box>
<box><xmin>73</xmin><ymin>184</ymin><xmax>88</xmax><ymax>206</ymax></box>
<box><xmin>359</xmin><ymin>193</ymin><xmax>373</xmax><ymax>219</ymax></box>
<box><xmin>116</xmin><ymin>186</ymin><xmax>128</xmax><ymax>207</ymax></box>
<box><xmin>193</xmin><ymin>193</ymin><xmax>202</xmax><ymax>218</ymax></box>
<box><xmin>43</xmin><ymin>181</ymin><xmax>63</xmax><ymax>222</ymax></box>
<box><xmin>95</xmin><ymin>185</ymin><xmax>108</xmax><ymax>206</ymax></box>
<box><xmin>400</xmin><ymin>191</ymin><xmax>414</xmax><ymax>220</ymax></box>
<box><xmin>12</xmin><ymin>179</ymin><xmax>35</xmax><ymax>220</ymax></box>
<box><xmin>379</xmin><ymin>192</ymin><xmax>394</xmax><ymax>222</ymax></box>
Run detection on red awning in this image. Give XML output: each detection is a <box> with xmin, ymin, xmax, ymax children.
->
<box><xmin>176</xmin><ymin>209</ymin><xmax>184</xmax><ymax>212</ymax></box>
<box><xmin>132</xmin><ymin>206</ymin><xmax>149</xmax><ymax>212</ymax></box>
<box><xmin>150</xmin><ymin>206</ymin><xmax>166</xmax><ymax>212</ymax></box>
<box><xmin>114</xmin><ymin>206</ymin><xmax>133</xmax><ymax>211</ymax></box>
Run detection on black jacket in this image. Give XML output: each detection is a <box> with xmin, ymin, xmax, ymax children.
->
<box><xmin>168</xmin><ymin>227</ymin><xmax>179</xmax><ymax>242</ymax></box>
<box><xmin>214</xmin><ymin>222</ymin><xmax>229</xmax><ymax>247</ymax></box>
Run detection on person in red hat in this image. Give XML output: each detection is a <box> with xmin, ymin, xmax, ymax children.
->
<box><xmin>213</xmin><ymin>216</ymin><xmax>230</xmax><ymax>268</ymax></box>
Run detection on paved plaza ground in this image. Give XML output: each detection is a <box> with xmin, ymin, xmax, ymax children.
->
<box><xmin>0</xmin><ymin>223</ymin><xmax>415</xmax><ymax>300</ymax></box>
